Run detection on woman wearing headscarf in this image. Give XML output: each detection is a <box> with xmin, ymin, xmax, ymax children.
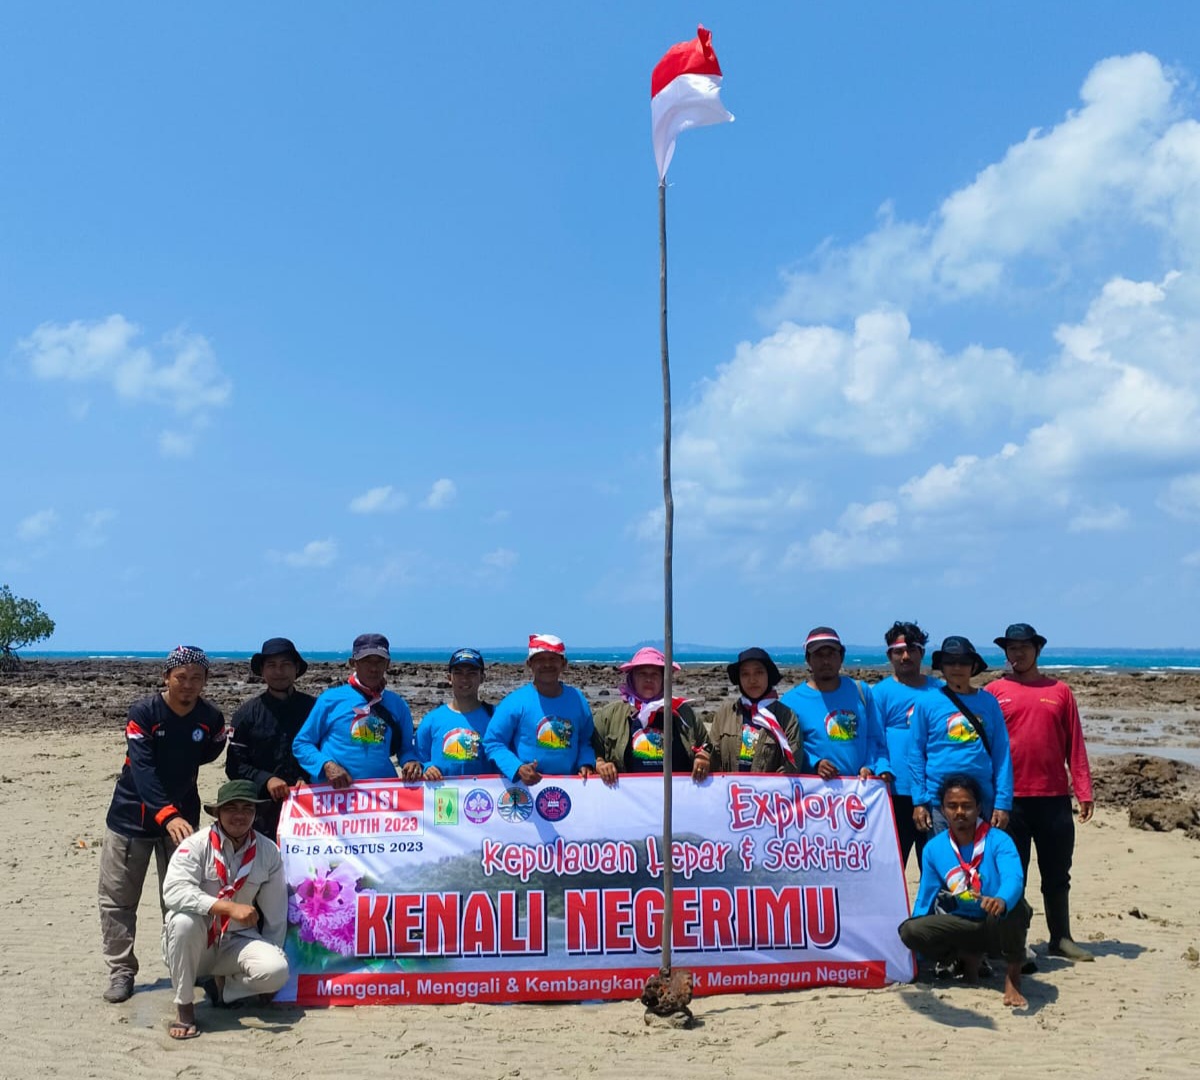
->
<box><xmin>707</xmin><ymin>648</ymin><xmax>804</xmax><ymax>773</ymax></box>
<box><xmin>592</xmin><ymin>647</ymin><xmax>709</xmax><ymax>782</ymax></box>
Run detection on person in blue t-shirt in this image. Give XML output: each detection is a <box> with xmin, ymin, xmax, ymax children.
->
<box><xmin>418</xmin><ymin>648</ymin><xmax>496</xmax><ymax>778</ymax></box>
<box><xmin>909</xmin><ymin>636</ymin><xmax>1013</xmax><ymax>836</ymax></box>
<box><xmin>898</xmin><ymin>773</ymin><xmax>1032</xmax><ymax>1008</ymax></box>
<box><xmin>293</xmin><ymin>633</ymin><xmax>422</xmax><ymax>786</ymax></box>
<box><xmin>871</xmin><ymin>621</ymin><xmax>943</xmax><ymax>867</ymax></box>
<box><xmin>780</xmin><ymin>626</ymin><xmax>890</xmax><ymax>780</ymax></box>
<box><xmin>483</xmin><ymin>634</ymin><xmax>601</xmax><ymax>785</ymax></box>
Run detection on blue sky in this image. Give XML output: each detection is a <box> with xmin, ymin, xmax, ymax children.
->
<box><xmin>4</xmin><ymin>3</ymin><xmax>1200</xmax><ymax>651</ymax></box>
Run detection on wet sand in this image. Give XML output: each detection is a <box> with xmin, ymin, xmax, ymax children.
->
<box><xmin>1</xmin><ymin>661</ymin><xmax>1197</xmax><ymax>1078</ymax></box>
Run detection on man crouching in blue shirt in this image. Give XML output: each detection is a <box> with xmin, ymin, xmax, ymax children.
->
<box><xmin>899</xmin><ymin>773</ymin><xmax>1033</xmax><ymax>1008</ymax></box>
<box><xmin>484</xmin><ymin>633</ymin><xmax>602</xmax><ymax>786</ymax></box>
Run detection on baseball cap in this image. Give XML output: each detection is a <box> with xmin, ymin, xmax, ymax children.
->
<box><xmin>351</xmin><ymin>633</ymin><xmax>391</xmax><ymax>661</ymax></box>
<box><xmin>448</xmin><ymin>647</ymin><xmax>485</xmax><ymax>671</ymax></box>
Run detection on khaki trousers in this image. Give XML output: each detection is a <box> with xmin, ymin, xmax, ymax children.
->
<box><xmin>162</xmin><ymin>911</ymin><xmax>289</xmax><ymax>1005</ymax></box>
<box><xmin>97</xmin><ymin>828</ymin><xmax>171</xmax><ymax>977</ymax></box>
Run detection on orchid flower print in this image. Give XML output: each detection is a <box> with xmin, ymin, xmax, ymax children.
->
<box><xmin>287</xmin><ymin>857</ymin><xmax>363</xmax><ymax>957</ymax></box>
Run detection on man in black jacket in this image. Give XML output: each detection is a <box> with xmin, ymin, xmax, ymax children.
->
<box><xmin>98</xmin><ymin>645</ymin><xmax>227</xmax><ymax>1004</ymax></box>
<box><xmin>225</xmin><ymin>637</ymin><xmax>316</xmax><ymax>839</ymax></box>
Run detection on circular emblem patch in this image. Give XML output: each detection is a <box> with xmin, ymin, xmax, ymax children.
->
<box><xmin>535</xmin><ymin>786</ymin><xmax>572</xmax><ymax>822</ymax></box>
<box><xmin>497</xmin><ymin>786</ymin><xmax>534</xmax><ymax>822</ymax></box>
<box><xmin>463</xmin><ymin>788</ymin><xmax>495</xmax><ymax>824</ymax></box>
<box><xmin>191</xmin><ymin>728</ymin><xmax>205</xmax><ymax>742</ymax></box>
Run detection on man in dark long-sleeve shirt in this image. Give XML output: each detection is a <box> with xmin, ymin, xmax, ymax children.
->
<box><xmin>98</xmin><ymin>645</ymin><xmax>226</xmax><ymax>1004</ymax></box>
<box><xmin>225</xmin><ymin>637</ymin><xmax>316</xmax><ymax>838</ymax></box>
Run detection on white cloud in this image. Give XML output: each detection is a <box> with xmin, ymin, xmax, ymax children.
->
<box><xmin>17</xmin><ymin>509</ymin><xmax>57</xmax><ymax>541</ymax></box>
<box><xmin>632</xmin><ymin>52</ymin><xmax>1200</xmax><ymax>581</ymax></box>
<box><xmin>672</xmin><ymin>311</ymin><xmax>1024</xmax><ymax>509</ymax></box>
<box><xmin>20</xmin><ymin>315</ymin><xmax>231</xmax><ymax>413</ymax></box>
<box><xmin>481</xmin><ymin>547</ymin><xmax>518</xmax><ymax>571</ymax></box>
<box><xmin>485</xmin><ymin>509</ymin><xmax>511</xmax><ymax>524</ymax></box>
<box><xmin>785</xmin><ymin>501</ymin><xmax>901</xmax><ymax>570</ymax></box>
<box><xmin>349</xmin><ymin>485</ymin><xmax>407</xmax><ymax>514</ymax></box>
<box><xmin>1068</xmin><ymin>504</ymin><xmax>1130</xmax><ymax>532</ymax></box>
<box><xmin>158</xmin><ymin>429</ymin><xmax>196</xmax><ymax>457</ymax></box>
<box><xmin>17</xmin><ymin>315</ymin><xmax>232</xmax><ymax>454</ymax></box>
<box><xmin>423</xmin><ymin>478</ymin><xmax>457</xmax><ymax>510</ymax></box>
<box><xmin>771</xmin><ymin>53</ymin><xmax>1184</xmax><ymax>321</ymax></box>
<box><xmin>270</xmin><ymin>539</ymin><xmax>337</xmax><ymax>569</ymax></box>
<box><xmin>77</xmin><ymin>509</ymin><xmax>117</xmax><ymax>548</ymax></box>
<box><xmin>340</xmin><ymin>552</ymin><xmax>421</xmax><ymax>593</ymax></box>
<box><xmin>1158</xmin><ymin>472</ymin><xmax>1200</xmax><ymax>519</ymax></box>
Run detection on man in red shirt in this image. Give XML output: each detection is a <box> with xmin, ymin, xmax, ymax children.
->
<box><xmin>986</xmin><ymin>623</ymin><xmax>1094</xmax><ymax>962</ymax></box>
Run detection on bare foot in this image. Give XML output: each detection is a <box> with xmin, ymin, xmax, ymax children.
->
<box><xmin>1003</xmin><ymin>963</ymin><xmax>1028</xmax><ymax>1008</ymax></box>
<box><xmin>170</xmin><ymin>1002</ymin><xmax>199</xmax><ymax>1039</ymax></box>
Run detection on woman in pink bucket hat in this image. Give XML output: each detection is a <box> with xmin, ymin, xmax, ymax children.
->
<box><xmin>592</xmin><ymin>646</ymin><xmax>709</xmax><ymax>782</ymax></box>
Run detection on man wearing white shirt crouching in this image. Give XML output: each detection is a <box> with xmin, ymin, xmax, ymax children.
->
<box><xmin>161</xmin><ymin>780</ymin><xmax>289</xmax><ymax>1039</ymax></box>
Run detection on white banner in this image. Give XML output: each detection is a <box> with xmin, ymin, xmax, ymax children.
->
<box><xmin>276</xmin><ymin>774</ymin><xmax>914</xmax><ymax>1004</ymax></box>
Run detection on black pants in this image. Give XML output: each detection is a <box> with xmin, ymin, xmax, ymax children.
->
<box><xmin>891</xmin><ymin>794</ymin><xmax>926</xmax><ymax>870</ymax></box>
<box><xmin>1008</xmin><ymin>795</ymin><xmax>1075</xmax><ymax>940</ymax></box>
<box><xmin>899</xmin><ymin>901</ymin><xmax>1032</xmax><ymax>965</ymax></box>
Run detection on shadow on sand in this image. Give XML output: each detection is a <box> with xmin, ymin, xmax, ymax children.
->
<box><xmin>897</xmin><ymin>969</ymin><xmax>1060</xmax><ymax>1026</ymax></box>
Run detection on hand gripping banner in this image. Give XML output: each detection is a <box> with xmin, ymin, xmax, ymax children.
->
<box><xmin>276</xmin><ymin>774</ymin><xmax>915</xmax><ymax>1005</ymax></box>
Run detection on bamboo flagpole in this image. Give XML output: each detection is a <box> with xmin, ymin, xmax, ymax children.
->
<box><xmin>641</xmin><ymin>26</ymin><xmax>733</xmax><ymax>1024</ymax></box>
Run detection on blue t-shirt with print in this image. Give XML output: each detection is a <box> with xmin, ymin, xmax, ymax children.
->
<box><xmin>483</xmin><ymin>682</ymin><xmax>597</xmax><ymax>781</ymax></box>
<box><xmin>871</xmin><ymin>675</ymin><xmax>944</xmax><ymax>797</ymax></box>
<box><xmin>909</xmin><ymin>688</ymin><xmax>1014</xmax><ymax>813</ymax></box>
<box><xmin>417</xmin><ymin>703</ymin><xmax>496</xmax><ymax>777</ymax></box>
<box><xmin>780</xmin><ymin>677</ymin><xmax>889</xmax><ymax>777</ymax></box>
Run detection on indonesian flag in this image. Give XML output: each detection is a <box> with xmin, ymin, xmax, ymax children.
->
<box><xmin>651</xmin><ymin>26</ymin><xmax>734</xmax><ymax>181</ymax></box>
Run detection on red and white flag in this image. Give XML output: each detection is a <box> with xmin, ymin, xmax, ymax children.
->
<box><xmin>650</xmin><ymin>26</ymin><xmax>734</xmax><ymax>181</ymax></box>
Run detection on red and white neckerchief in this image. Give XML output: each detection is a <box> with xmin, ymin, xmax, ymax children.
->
<box><xmin>630</xmin><ymin>696</ymin><xmax>690</xmax><ymax>731</ymax></box>
<box><xmin>208</xmin><ymin>824</ymin><xmax>257</xmax><ymax>946</ymax></box>
<box><xmin>348</xmin><ymin>672</ymin><xmax>383</xmax><ymax>726</ymax></box>
<box><xmin>738</xmin><ymin>695</ymin><xmax>795</xmax><ymax>767</ymax></box>
<box><xmin>943</xmin><ymin>820</ymin><xmax>990</xmax><ymax>900</ymax></box>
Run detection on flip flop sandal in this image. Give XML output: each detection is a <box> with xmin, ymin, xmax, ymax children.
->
<box><xmin>168</xmin><ymin>1020</ymin><xmax>199</xmax><ymax>1040</ymax></box>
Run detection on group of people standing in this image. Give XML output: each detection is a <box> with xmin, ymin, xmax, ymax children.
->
<box><xmin>97</xmin><ymin>618</ymin><xmax>1093</xmax><ymax>1032</ymax></box>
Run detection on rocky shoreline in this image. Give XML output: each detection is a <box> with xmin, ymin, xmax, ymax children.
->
<box><xmin>3</xmin><ymin>658</ymin><xmax>1198</xmax><ymax>837</ymax></box>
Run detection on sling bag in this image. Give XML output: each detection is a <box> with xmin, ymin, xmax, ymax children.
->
<box><xmin>939</xmin><ymin>686</ymin><xmax>991</xmax><ymax>755</ymax></box>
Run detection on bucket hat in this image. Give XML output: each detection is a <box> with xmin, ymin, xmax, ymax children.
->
<box><xmin>203</xmin><ymin>779</ymin><xmax>269</xmax><ymax>816</ymax></box>
<box><xmin>251</xmin><ymin>637</ymin><xmax>308</xmax><ymax>676</ymax></box>
<box><xmin>994</xmin><ymin>622</ymin><xmax>1048</xmax><ymax>650</ymax></box>
<box><xmin>726</xmin><ymin>647</ymin><xmax>782</xmax><ymax>689</ymax></box>
<box><xmin>620</xmin><ymin>646</ymin><xmax>681</xmax><ymax>671</ymax></box>
<box><xmin>931</xmin><ymin>635</ymin><xmax>988</xmax><ymax>677</ymax></box>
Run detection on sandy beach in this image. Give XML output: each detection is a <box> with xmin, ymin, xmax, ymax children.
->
<box><xmin>1</xmin><ymin>661</ymin><xmax>1198</xmax><ymax>1078</ymax></box>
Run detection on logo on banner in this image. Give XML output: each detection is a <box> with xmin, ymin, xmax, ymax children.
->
<box><xmin>535</xmin><ymin>786</ymin><xmax>572</xmax><ymax>822</ymax></box>
<box><xmin>825</xmin><ymin>710</ymin><xmax>858</xmax><ymax>740</ymax></box>
<box><xmin>434</xmin><ymin>787</ymin><xmax>460</xmax><ymax>825</ymax></box>
<box><xmin>463</xmin><ymin>788</ymin><xmax>495</xmax><ymax>824</ymax></box>
<box><xmin>498</xmin><ymin>787</ymin><xmax>534</xmax><ymax>822</ymax></box>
